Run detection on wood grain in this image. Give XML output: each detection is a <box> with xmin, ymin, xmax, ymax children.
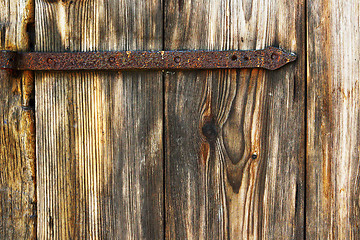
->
<box><xmin>0</xmin><ymin>0</ymin><xmax>36</xmax><ymax>239</ymax></box>
<box><xmin>307</xmin><ymin>0</ymin><xmax>360</xmax><ymax>239</ymax></box>
<box><xmin>164</xmin><ymin>0</ymin><xmax>305</xmax><ymax>239</ymax></box>
<box><xmin>35</xmin><ymin>0</ymin><xmax>163</xmax><ymax>239</ymax></box>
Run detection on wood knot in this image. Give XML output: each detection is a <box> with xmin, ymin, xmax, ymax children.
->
<box><xmin>201</xmin><ymin>118</ymin><xmax>218</xmax><ymax>141</ymax></box>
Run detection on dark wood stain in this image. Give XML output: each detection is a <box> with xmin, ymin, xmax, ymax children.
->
<box><xmin>178</xmin><ymin>0</ymin><xmax>184</xmax><ymax>11</ymax></box>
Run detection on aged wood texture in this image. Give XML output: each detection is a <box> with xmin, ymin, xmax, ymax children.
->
<box><xmin>0</xmin><ymin>0</ymin><xmax>36</xmax><ymax>239</ymax></box>
<box><xmin>165</xmin><ymin>0</ymin><xmax>305</xmax><ymax>239</ymax></box>
<box><xmin>36</xmin><ymin>0</ymin><xmax>163</xmax><ymax>239</ymax></box>
<box><xmin>307</xmin><ymin>0</ymin><xmax>360</xmax><ymax>239</ymax></box>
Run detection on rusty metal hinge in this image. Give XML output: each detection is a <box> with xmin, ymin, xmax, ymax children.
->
<box><xmin>0</xmin><ymin>47</ymin><xmax>296</xmax><ymax>71</ymax></box>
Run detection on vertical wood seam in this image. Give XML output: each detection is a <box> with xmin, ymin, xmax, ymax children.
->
<box><xmin>162</xmin><ymin>0</ymin><xmax>166</xmax><ymax>239</ymax></box>
<box><xmin>304</xmin><ymin>0</ymin><xmax>308</xmax><ymax>238</ymax></box>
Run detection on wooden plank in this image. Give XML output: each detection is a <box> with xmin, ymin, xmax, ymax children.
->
<box><xmin>307</xmin><ymin>0</ymin><xmax>360</xmax><ymax>238</ymax></box>
<box><xmin>35</xmin><ymin>1</ymin><xmax>163</xmax><ymax>239</ymax></box>
<box><xmin>0</xmin><ymin>0</ymin><xmax>36</xmax><ymax>239</ymax></box>
<box><xmin>164</xmin><ymin>0</ymin><xmax>305</xmax><ymax>239</ymax></box>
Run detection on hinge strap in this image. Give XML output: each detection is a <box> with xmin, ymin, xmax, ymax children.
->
<box><xmin>0</xmin><ymin>46</ymin><xmax>296</xmax><ymax>71</ymax></box>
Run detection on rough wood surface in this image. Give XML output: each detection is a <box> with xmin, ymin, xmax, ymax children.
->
<box><xmin>0</xmin><ymin>0</ymin><xmax>36</xmax><ymax>239</ymax></box>
<box><xmin>35</xmin><ymin>0</ymin><xmax>163</xmax><ymax>239</ymax></box>
<box><xmin>307</xmin><ymin>0</ymin><xmax>360</xmax><ymax>239</ymax></box>
<box><xmin>164</xmin><ymin>0</ymin><xmax>305</xmax><ymax>239</ymax></box>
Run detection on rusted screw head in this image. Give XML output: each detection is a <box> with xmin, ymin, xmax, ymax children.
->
<box><xmin>271</xmin><ymin>52</ymin><xmax>280</xmax><ymax>61</ymax></box>
<box><xmin>108</xmin><ymin>57</ymin><xmax>115</xmax><ymax>63</ymax></box>
<box><xmin>174</xmin><ymin>56</ymin><xmax>181</xmax><ymax>63</ymax></box>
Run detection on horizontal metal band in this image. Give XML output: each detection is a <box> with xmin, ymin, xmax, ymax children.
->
<box><xmin>0</xmin><ymin>47</ymin><xmax>296</xmax><ymax>71</ymax></box>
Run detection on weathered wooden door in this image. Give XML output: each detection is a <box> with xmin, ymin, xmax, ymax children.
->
<box><xmin>1</xmin><ymin>0</ymin><xmax>359</xmax><ymax>239</ymax></box>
